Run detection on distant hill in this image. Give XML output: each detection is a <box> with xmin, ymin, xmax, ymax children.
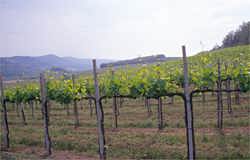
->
<box><xmin>0</xmin><ymin>54</ymin><xmax>112</xmax><ymax>80</ymax></box>
<box><xmin>100</xmin><ymin>54</ymin><xmax>180</xmax><ymax>68</ymax></box>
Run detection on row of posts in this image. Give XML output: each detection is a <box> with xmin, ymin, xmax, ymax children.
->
<box><xmin>1</xmin><ymin>46</ymin><xmax>196</xmax><ymax>160</ymax></box>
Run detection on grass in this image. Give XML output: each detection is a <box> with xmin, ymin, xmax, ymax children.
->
<box><xmin>1</xmin><ymin>94</ymin><xmax>250</xmax><ymax>159</ymax></box>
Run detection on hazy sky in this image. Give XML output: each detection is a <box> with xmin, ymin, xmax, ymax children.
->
<box><xmin>1</xmin><ymin>0</ymin><xmax>250</xmax><ymax>59</ymax></box>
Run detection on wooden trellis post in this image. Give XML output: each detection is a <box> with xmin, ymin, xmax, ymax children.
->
<box><xmin>157</xmin><ymin>97</ymin><xmax>163</xmax><ymax>130</ymax></box>
<box><xmin>145</xmin><ymin>98</ymin><xmax>152</xmax><ymax>117</ymax></box>
<box><xmin>225</xmin><ymin>64</ymin><xmax>232</xmax><ymax>114</ymax></box>
<box><xmin>92</xmin><ymin>59</ymin><xmax>106</xmax><ymax>160</ymax></box>
<box><xmin>112</xmin><ymin>96</ymin><xmax>118</xmax><ymax>128</ymax></box>
<box><xmin>156</xmin><ymin>64</ymin><xmax>163</xmax><ymax>130</ymax></box>
<box><xmin>111</xmin><ymin>70</ymin><xmax>118</xmax><ymax>128</ymax></box>
<box><xmin>40</xmin><ymin>73</ymin><xmax>52</xmax><ymax>155</ymax></box>
<box><xmin>0</xmin><ymin>75</ymin><xmax>10</xmax><ymax>150</ymax></box>
<box><xmin>86</xmin><ymin>79</ymin><xmax>94</xmax><ymax>117</ymax></box>
<box><xmin>72</xmin><ymin>74</ymin><xmax>80</xmax><ymax>128</ymax></box>
<box><xmin>217</xmin><ymin>60</ymin><xmax>223</xmax><ymax>129</ymax></box>
<box><xmin>89</xmin><ymin>98</ymin><xmax>93</xmax><ymax>116</ymax></box>
<box><xmin>182</xmin><ymin>46</ymin><xmax>195</xmax><ymax>160</ymax></box>
<box><xmin>20</xmin><ymin>103</ymin><xmax>27</xmax><ymax>125</ymax></box>
<box><xmin>226</xmin><ymin>78</ymin><xmax>232</xmax><ymax>113</ymax></box>
<box><xmin>233</xmin><ymin>64</ymin><xmax>240</xmax><ymax>105</ymax></box>
<box><xmin>29</xmin><ymin>101</ymin><xmax>34</xmax><ymax>118</ymax></box>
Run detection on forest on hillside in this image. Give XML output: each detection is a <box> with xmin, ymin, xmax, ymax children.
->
<box><xmin>213</xmin><ymin>21</ymin><xmax>250</xmax><ymax>50</ymax></box>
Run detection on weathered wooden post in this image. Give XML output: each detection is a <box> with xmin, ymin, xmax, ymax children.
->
<box><xmin>15</xmin><ymin>103</ymin><xmax>20</xmax><ymax>117</ymax></box>
<box><xmin>111</xmin><ymin>70</ymin><xmax>118</xmax><ymax>128</ymax></box>
<box><xmin>145</xmin><ymin>98</ymin><xmax>152</xmax><ymax>117</ymax></box>
<box><xmin>20</xmin><ymin>103</ymin><xmax>27</xmax><ymax>125</ymax></box>
<box><xmin>234</xmin><ymin>81</ymin><xmax>240</xmax><ymax>104</ymax></box>
<box><xmin>92</xmin><ymin>59</ymin><xmax>106</xmax><ymax>160</ymax></box>
<box><xmin>47</xmin><ymin>100</ymin><xmax>51</xmax><ymax>123</ymax></box>
<box><xmin>29</xmin><ymin>101</ymin><xmax>34</xmax><ymax>118</ymax></box>
<box><xmin>226</xmin><ymin>79</ymin><xmax>232</xmax><ymax>113</ymax></box>
<box><xmin>112</xmin><ymin>96</ymin><xmax>118</xmax><ymax>128</ymax></box>
<box><xmin>89</xmin><ymin>99</ymin><xmax>93</xmax><ymax>116</ymax></box>
<box><xmin>225</xmin><ymin>64</ymin><xmax>232</xmax><ymax>114</ymax></box>
<box><xmin>182</xmin><ymin>46</ymin><xmax>195</xmax><ymax>160</ymax></box>
<box><xmin>0</xmin><ymin>75</ymin><xmax>10</xmax><ymax>150</ymax></box>
<box><xmin>40</xmin><ymin>73</ymin><xmax>52</xmax><ymax>155</ymax></box>
<box><xmin>86</xmin><ymin>79</ymin><xmax>94</xmax><ymax>117</ymax></box>
<box><xmin>157</xmin><ymin>97</ymin><xmax>163</xmax><ymax>130</ymax></box>
<box><xmin>233</xmin><ymin>64</ymin><xmax>240</xmax><ymax>105</ymax></box>
<box><xmin>217</xmin><ymin>60</ymin><xmax>223</xmax><ymax>129</ymax></box>
<box><xmin>72</xmin><ymin>74</ymin><xmax>80</xmax><ymax>128</ymax></box>
<box><xmin>156</xmin><ymin>64</ymin><xmax>163</xmax><ymax>130</ymax></box>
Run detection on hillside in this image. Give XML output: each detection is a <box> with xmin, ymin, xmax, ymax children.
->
<box><xmin>1</xmin><ymin>45</ymin><xmax>249</xmax><ymax>80</ymax></box>
<box><xmin>196</xmin><ymin>45</ymin><xmax>250</xmax><ymax>59</ymax></box>
<box><xmin>160</xmin><ymin>45</ymin><xmax>250</xmax><ymax>66</ymax></box>
<box><xmin>0</xmin><ymin>54</ymin><xmax>112</xmax><ymax>80</ymax></box>
<box><xmin>100</xmin><ymin>54</ymin><xmax>180</xmax><ymax>68</ymax></box>
<box><xmin>189</xmin><ymin>45</ymin><xmax>250</xmax><ymax>66</ymax></box>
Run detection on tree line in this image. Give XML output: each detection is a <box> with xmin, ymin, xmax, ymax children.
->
<box><xmin>213</xmin><ymin>21</ymin><xmax>250</xmax><ymax>50</ymax></box>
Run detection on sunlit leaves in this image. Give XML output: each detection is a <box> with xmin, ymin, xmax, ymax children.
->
<box><xmin>4</xmin><ymin>45</ymin><xmax>250</xmax><ymax>103</ymax></box>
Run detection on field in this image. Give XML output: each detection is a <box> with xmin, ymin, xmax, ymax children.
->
<box><xmin>1</xmin><ymin>45</ymin><xmax>250</xmax><ymax>159</ymax></box>
<box><xmin>1</xmin><ymin>93</ymin><xmax>250</xmax><ymax>160</ymax></box>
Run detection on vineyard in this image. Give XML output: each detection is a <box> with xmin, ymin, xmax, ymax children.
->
<box><xmin>1</xmin><ymin>45</ymin><xmax>250</xmax><ymax>159</ymax></box>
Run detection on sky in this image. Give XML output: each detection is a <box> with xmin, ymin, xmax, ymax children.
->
<box><xmin>0</xmin><ymin>0</ymin><xmax>250</xmax><ymax>60</ymax></box>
